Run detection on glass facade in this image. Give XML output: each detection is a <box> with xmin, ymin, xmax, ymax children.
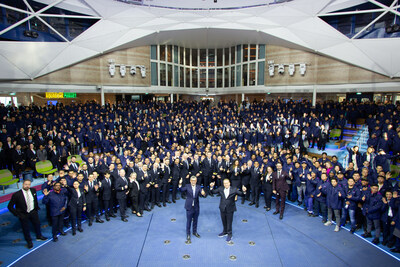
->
<box><xmin>150</xmin><ymin>44</ymin><xmax>266</xmax><ymax>88</ymax></box>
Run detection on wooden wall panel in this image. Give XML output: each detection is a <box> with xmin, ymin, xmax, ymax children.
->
<box><xmin>33</xmin><ymin>46</ymin><xmax>150</xmax><ymax>86</ymax></box>
<box><xmin>265</xmin><ymin>45</ymin><xmax>398</xmax><ymax>86</ymax></box>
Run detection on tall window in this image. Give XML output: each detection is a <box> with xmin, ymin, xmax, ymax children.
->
<box><xmin>150</xmin><ymin>44</ymin><xmax>266</xmax><ymax>88</ymax></box>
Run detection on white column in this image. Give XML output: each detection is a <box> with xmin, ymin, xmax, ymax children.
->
<box><xmin>392</xmin><ymin>93</ymin><xmax>397</xmax><ymax>104</ymax></box>
<box><xmin>100</xmin><ymin>86</ymin><xmax>105</xmax><ymax>106</ymax></box>
<box><xmin>312</xmin><ymin>85</ymin><xmax>317</xmax><ymax>107</ymax></box>
<box><xmin>170</xmin><ymin>93</ymin><xmax>174</xmax><ymax>104</ymax></box>
<box><xmin>241</xmin><ymin>93</ymin><xmax>245</xmax><ymax>102</ymax></box>
<box><xmin>177</xmin><ymin>94</ymin><xmax>179</xmax><ymax>101</ymax></box>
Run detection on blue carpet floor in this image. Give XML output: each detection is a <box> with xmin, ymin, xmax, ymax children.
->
<box><xmin>1</xmin><ymin>197</ymin><xmax>400</xmax><ymax>267</ymax></box>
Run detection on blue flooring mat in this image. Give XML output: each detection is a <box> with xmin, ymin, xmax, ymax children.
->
<box><xmin>1</xmin><ymin>197</ymin><xmax>400</xmax><ymax>267</ymax></box>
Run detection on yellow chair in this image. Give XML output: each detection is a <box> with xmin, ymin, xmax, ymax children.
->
<box><xmin>67</xmin><ymin>155</ymin><xmax>83</xmax><ymax>165</ymax></box>
<box><xmin>0</xmin><ymin>169</ymin><xmax>19</xmax><ymax>194</ymax></box>
<box><xmin>35</xmin><ymin>160</ymin><xmax>57</xmax><ymax>181</ymax></box>
<box><xmin>330</xmin><ymin>129</ymin><xmax>341</xmax><ymax>140</ymax></box>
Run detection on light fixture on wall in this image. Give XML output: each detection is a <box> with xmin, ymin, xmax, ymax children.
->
<box><xmin>120</xmin><ymin>65</ymin><xmax>126</xmax><ymax>77</ymax></box>
<box><xmin>278</xmin><ymin>64</ymin><xmax>285</xmax><ymax>74</ymax></box>
<box><xmin>130</xmin><ymin>66</ymin><xmax>136</xmax><ymax>75</ymax></box>
<box><xmin>299</xmin><ymin>63</ymin><xmax>306</xmax><ymax>76</ymax></box>
<box><xmin>288</xmin><ymin>64</ymin><xmax>295</xmax><ymax>76</ymax></box>
<box><xmin>268</xmin><ymin>61</ymin><xmax>275</xmax><ymax>77</ymax></box>
<box><xmin>139</xmin><ymin>66</ymin><xmax>146</xmax><ymax>78</ymax></box>
<box><xmin>108</xmin><ymin>59</ymin><xmax>116</xmax><ymax>77</ymax></box>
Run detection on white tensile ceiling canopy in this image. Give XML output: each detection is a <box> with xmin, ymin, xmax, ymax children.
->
<box><xmin>0</xmin><ymin>0</ymin><xmax>400</xmax><ymax>81</ymax></box>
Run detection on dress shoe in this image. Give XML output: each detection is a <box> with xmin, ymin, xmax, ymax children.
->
<box><xmin>88</xmin><ymin>221</ymin><xmax>93</xmax><ymax>227</ymax></box>
<box><xmin>312</xmin><ymin>214</ymin><xmax>318</xmax><ymax>217</ymax></box>
<box><xmin>106</xmin><ymin>217</ymin><xmax>110</xmax><ymax>221</ymax></box>
<box><xmin>72</xmin><ymin>231</ymin><xmax>76</xmax><ymax>236</ymax></box>
<box><xmin>124</xmin><ymin>215</ymin><xmax>130</xmax><ymax>218</ymax></box>
<box><xmin>156</xmin><ymin>203</ymin><xmax>162</xmax><ymax>207</ymax></box>
<box><xmin>193</xmin><ymin>233</ymin><xmax>201</xmax><ymax>238</ymax></box>
<box><xmin>382</xmin><ymin>240</ymin><xmax>388</xmax><ymax>246</ymax></box>
<box><xmin>361</xmin><ymin>233</ymin><xmax>372</xmax><ymax>238</ymax></box>
<box><xmin>248</xmin><ymin>202</ymin><xmax>255</xmax><ymax>206</ymax></box>
<box><xmin>60</xmin><ymin>232</ymin><xmax>67</xmax><ymax>236</ymax></box>
<box><xmin>255</xmin><ymin>203</ymin><xmax>259</xmax><ymax>208</ymax></box>
<box><xmin>110</xmin><ymin>214</ymin><xmax>117</xmax><ymax>218</ymax></box>
<box><xmin>78</xmin><ymin>228</ymin><xmax>83</xmax><ymax>232</ymax></box>
<box><xmin>226</xmin><ymin>235</ymin><xmax>232</xmax><ymax>242</ymax></box>
<box><xmin>136</xmin><ymin>213</ymin><xmax>142</xmax><ymax>217</ymax></box>
<box><xmin>172</xmin><ymin>200</ymin><xmax>176</xmax><ymax>203</ymax></box>
<box><xmin>122</xmin><ymin>218</ymin><xmax>128</xmax><ymax>222</ymax></box>
<box><xmin>182</xmin><ymin>196</ymin><xmax>186</xmax><ymax>199</ymax></box>
<box><xmin>273</xmin><ymin>211</ymin><xmax>279</xmax><ymax>215</ymax></box>
<box><xmin>144</xmin><ymin>208</ymin><xmax>151</xmax><ymax>212</ymax></box>
<box><xmin>218</xmin><ymin>232</ymin><xmax>227</xmax><ymax>237</ymax></box>
<box><xmin>279</xmin><ymin>215</ymin><xmax>283</xmax><ymax>220</ymax></box>
<box><xmin>53</xmin><ymin>236</ymin><xmax>58</xmax><ymax>242</ymax></box>
<box><xmin>186</xmin><ymin>235</ymin><xmax>191</xmax><ymax>243</ymax></box>
<box><xmin>350</xmin><ymin>228</ymin><xmax>355</xmax><ymax>234</ymax></box>
<box><xmin>96</xmin><ymin>219</ymin><xmax>104</xmax><ymax>223</ymax></box>
<box><xmin>390</xmin><ymin>248</ymin><xmax>400</xmax><ymax>253</ymax></box>
<box><xmin>167</xmin><ymin>201</ymin><xmax>172</xmax><ymax>204</ymax></box>
<box><xmin>372</xmin><ymin>238</ymin><xmax>380</xmax><ymax>245</ymax></box>
<box><xmin>151</xmin><ymin>205</ymin><xmax>155</xmax><ymax>209</ymax></box>
<box><xmin>176</xmin><ymin>197</ymin><xmax>180</xmax><ymax>200</ymax></box>
<box><xmin>266</xmin><ymin>208</ymin><xmax>271</xmax><ymax>211</ymax></box>
<box><xmin>27</xmin><ymin>242</ymin><xmax>34</xmax><ymax>249</ymax></box>
<box><xmin>36</xmin><ymin>236</ymin><xmax>48</xmax><ymax>241</ymax></box>
<box><xmin>241</xmin><ymin>200</ymin><xmax>245</xmax><ymax>204</ymax></box>
<box><xmin>388</xmin><ymin>242</ymin><xmax>395</xmax><ymax>248</ymax></box>
<box><xmin>163</xmin><ymin>203</ymin><xmax>166</xmax><ymax>207</ymax></box>
<box><xmin>264</xmin><ymin>206</ymin><xmax>268</xmax><ymax>209</ymax></box>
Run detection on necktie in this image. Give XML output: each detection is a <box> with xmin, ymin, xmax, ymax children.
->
<box><xmin>107</xmin><ymin>179</ymin><xmax>111</xmax><ymax>186</ymax></box>
<box><xmin>26</xmin><ymin>191</ymin><xmax>33</xmax><ymax>213</ymax></box>
<box><xmin>278</xmin><ymin>171</ymin><xmax>281</xmax><ymax>177</ymax></box>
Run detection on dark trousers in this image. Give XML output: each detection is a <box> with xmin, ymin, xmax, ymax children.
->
<box><xmin>250</xmin><ymin>184</ymin><xmax>260</xmax><ymax>204</ymax></box>
<box><xmin>118</xmin><ymin>197</ymin><xmax>127</xmax><ymax>218</ymax></box>
<box><xmin>87</xmin><ymin>200</ymin><xmax>99</xmax><ymax>222</ymax></box>
<box><xmin>242</xmin><ymin>182</ymin><xmax>250</xmax><ymax>202</ymax></box>
<box><xmin>103</xmin><ymin>199</ymin><xmax>113</xmax><ymax>218</ymax></box>
<box><xmin>186</xmin><ymin>208</ymin><xmax>199</xmax><ymax>235</ymax></box>
<box><xmin>19</xmin><ymin>211</ymin><xmax>42</xmax><ymax>244</ymax></box>
<box><xmin>150</xmin><ymin>187</ymin><xmax>160</xmax><ymax>204</ymax></box>
<box><xmin>130</xmin><ymin>194</ymin><xmax>139</xmax><ymax>213</ymax></box>
<box><xmin>203</xmin><ymin>175</ymin><xmax>212</xmax><ymax>194</ymax></box>
<box><xmin>314</xmin><ymin>200</ymin><xmax>327</xmax><ymax>221</ymax></box>
<box><xmin>231</xmin><ymin>179</ymin><xmax>241</xmax><ymax>190</ymax></box>
<box><xmin>220</xmin><ymin>210</ymin><xmax>234</xmax><ymax>236</ymax></box>
<box><xmin>262</xmin><ymin>182</ymin><xmax>273</xmax><ymax>209</ymax></box>
<box><xmin>383</xmin><ymin>219</ymin><xmax>395</xmax><ymax>243</ymax></box>
<box><xmin>139</xmin><ymin>191</ymin><xmax>149</xmax><ymax>212</ymax></box>
<box><xmin>69</xmin><ymin>205</ymin><xmax>83</xmax><ymax>231</ymax></box>
<box><xmin>162</xmin><ymin>183</ymin><xmax>170</xmax><ymax>203</ymax></box>
<box><xmin>51</xmin><ymin>214</ymin><xmax>64</xmax><ymax>237</ymax></box>
<box><xmin>275</xmin><ymin>190</ymin><xmax>287</xmax><ymax>215</ymax></box>
<box><xmin>171</xmin><ymin>181</ymin><xmax>179</xmax><ymax>200</ymax></box>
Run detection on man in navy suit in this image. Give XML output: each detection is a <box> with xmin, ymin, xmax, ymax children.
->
<box><xmin>179</xmin><ymin>176</ymin><xmax>205</xmax><ymax>243</ymax></box>
<box><xmin>210</xmin><ymin>179</ymin><xmax>246</xmax><ymax>242</ymax></box>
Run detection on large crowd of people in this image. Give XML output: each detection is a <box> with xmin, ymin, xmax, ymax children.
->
<box><xmin>4</xmin><ymin>98</ymin><xmax>400</xmax><ymax>253</ymax></box>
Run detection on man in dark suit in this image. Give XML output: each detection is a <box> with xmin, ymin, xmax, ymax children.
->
<box><xmin>101</xmin><ymin>171</ymin><xmax>116</xmax><ymax>221</ymax></box>
<box><xmin>272</xmin><ymin>162</ymin><xmax>290</xmax><ymax>220</ymax></box>
<box><xmin>249</xmin><ymin>161</ymin><xmax>262</xmax><ymax>208</ymax></box>
<box><xmin>179</xmin><ymin>176</ymin><xmax>206</xmax><ymax>243</ymax></box>
<box><xmin>161</xmin><ymin>159</ymin><xmax>172</xmax><ymax>206</ymax></box>
<box><xmin>84</xmin><ymin>173</ymin><xmax>104</xmax><ymax>226</ymax></box>
<box><xmin>115</xmin><ymin>169</ymin><xmax>129</xmax><ymax>222</ymax></box>
<box><xmin>8</xmin><ymin>180</ymin><xmax>47</xmax><ymax>249</ymax></box>
<box><xmin>210</xmin><ymin>178</ymin><xmax>246</xmax><ymax>242</ymax></box>
<box><xmin>202</xmin><ymin>152</ymin><xmax>216</xmax><ymax>196</ymax></box>
<box><xmin>69</xmin><ymin>155</ymin><xmax>80</xmax><ymax>172</ymax></box>
<box><xmin>12</xmin><ymin>144</ymin><xmax>26</xmax><ymax>179</ymax></box>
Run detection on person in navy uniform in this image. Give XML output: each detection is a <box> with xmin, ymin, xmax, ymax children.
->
<box><xmin>179</xmin><ymin>176</ymin><xmax>206</xmax><ymax>243</ymax></box>
<box><xmin>68</xmin><ymin>180</ymin><xmax>86</xmax><ymax>235</ymax></box>
<box><xmin>8</xmin><ymin>180</ymin><xmax>47</xmax><ymax>249</ymax></box>
<box><xmin>42</xmin><ymin>182</ymin><xmax>68</xmax><ymax>242</ymax></box>
<box><xmin>101</xmin><ymin>171</ymin><xmax>116</xmax><ymax>221</ymax></box>
<box><xmin>210</xmin><ymin>178</ymin><xmax>246</xmax><ymax>242</ymax></box>
<box><xmin>361</xmin><ymin>184</ymin><xmax>383</xmax><ymax>244</ymax></box>
<box><xmin>115</xmin><ymin>169</ymin><xmax>129</xmax><ymax>222</ymax></box>
<box><xmin>84</xmin><ymin>173</ymin><xmax>104</xmax><ymax>226</ymax></box>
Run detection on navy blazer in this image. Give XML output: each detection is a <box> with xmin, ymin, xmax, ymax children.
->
<box><xmin>101</xmin><ymin>178</ymin><xmax>113</xmax><ymax>201</ymax></box>
<box><xmin>181</xmin><ymin>184</ymin><xmax>202</xmax><ymax>211</ymax></box>
<box><xmin>211</xmin><ymin>186</ymin><xmax>244</xmax><ymax>213</ymax></box>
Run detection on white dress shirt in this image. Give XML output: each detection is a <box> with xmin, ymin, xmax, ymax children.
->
<box><xmin>224</xmin><ymin>187</ymin><xmax>230</xmax><ymax>199</ymax></box>
<box><xmin>23</xmin><ymin>189</ymin><xmax>34</xmax><ymax>213</ymax></box>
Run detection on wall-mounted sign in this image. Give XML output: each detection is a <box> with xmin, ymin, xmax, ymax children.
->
<box><xmin>45</xmin><ymin>92</ymin><xmax>77</xmax><ymax>99</ymax></box>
